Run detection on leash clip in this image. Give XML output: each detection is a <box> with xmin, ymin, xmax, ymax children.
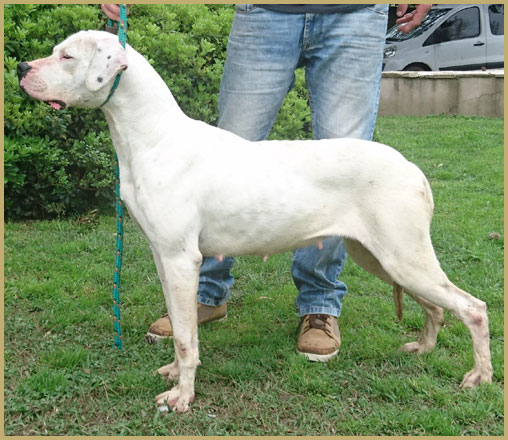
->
<box><xmin>105</xmin><ymin>23</ymin><xmax>118</xmax><ymax>35</ymax></box>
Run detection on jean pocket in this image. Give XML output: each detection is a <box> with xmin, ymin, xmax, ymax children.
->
<box><xmin>235</xmin><ymin>4</ymin><xmax>258</xmax><ymax>14</ymax></box>
<box><xmin>366</xmin><ymin>4</ymin><xmax>389</xmax><ymax>16</ymax></box>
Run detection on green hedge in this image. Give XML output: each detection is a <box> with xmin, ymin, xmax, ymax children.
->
<box><xmin>4</xmin><ymin>4</ymin><xmax>311</xmax><ymax>219</ymax></box>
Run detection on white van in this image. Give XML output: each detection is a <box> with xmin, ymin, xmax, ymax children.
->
<box><xmin>383</xmin><ymin>4</ymin><xmax>504</xmax><ymax>71</ymax></box>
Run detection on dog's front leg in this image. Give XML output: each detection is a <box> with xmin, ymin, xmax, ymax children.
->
<box><xmin>151</xmin><ymin>248</ymin><xmax>202</xmax><ymax>413</ymax></box>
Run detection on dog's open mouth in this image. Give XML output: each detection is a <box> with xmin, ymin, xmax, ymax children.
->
<box><xmin>45</xmin><ymin>100</ymin><xmax>66</xmax><ymax>110</ymax></box>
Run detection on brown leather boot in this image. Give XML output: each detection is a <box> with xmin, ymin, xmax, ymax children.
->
<box><xmin>145</xmin><ymin>303</ymin><xmax>227</xmax><ymax>344</ymax></box>
<box><xmin>297</xmin><ymin>314</ymin><xmax>341</xmax><ymax>362</ymax></box>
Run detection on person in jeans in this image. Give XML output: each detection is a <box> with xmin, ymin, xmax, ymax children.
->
<box><xmin>103</xmin><ymin>3</ymin><xmax>430</xmax><ymax>361</ymax></box>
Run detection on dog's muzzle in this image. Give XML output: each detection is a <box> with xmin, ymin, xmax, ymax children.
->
<box><xmin>17</xmin><ymin>62</ymin><xmax>32</xmax><ymax>81</ymax></box>
<box><xmin>17</xmin><ymin>61</ymin><xmax>67</xmax><ymax>110</ymax></box>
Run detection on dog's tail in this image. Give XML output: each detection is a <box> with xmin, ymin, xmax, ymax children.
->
<box><xmin>393</xmin><ymin>283</ymin><xmax>403</xmax><ymax>321</ymax></box>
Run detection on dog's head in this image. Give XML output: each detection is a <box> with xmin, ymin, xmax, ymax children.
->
<box><xmin>18</xmin><ymin>30</ymin><xmax>128</xmax><ymax>109</ymax></box>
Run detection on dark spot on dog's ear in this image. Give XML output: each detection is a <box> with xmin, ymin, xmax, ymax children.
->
<box><xmin>98</xmin><ymin>48</ymin><xmax>102</xmax><ymax>53</ymax></box>
<box><xmin>97</xmin><ymin>77</ymin><xmax>103</xmax><ymax>83</ymax></box>
<box><xmin>107</xmin><ymin>55</ymin><xmax>112</xmax><ymax>60</ymax></box>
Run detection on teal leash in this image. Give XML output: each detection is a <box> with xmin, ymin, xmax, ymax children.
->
<box><xmin>107</xmin><ymin>4</ymin><xmax>128</xmax><ymax>350</ymax></box>
<box><xmin>113</xmin><ymin>154</ymin><xmax>124</xmax><ymax>350</ymax></box>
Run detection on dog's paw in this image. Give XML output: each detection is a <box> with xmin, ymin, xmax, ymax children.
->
<box><xmin>157</xmin><ymin>361</ymin><xmax>179</xmax><ymax>382</ymax></box>
<box><xmin>460</xmin><ymin>368</ymin><xmax>493</xmax><ymax>388</ymax></box>
<box><xmin>399</xmin><ymin>341</ymin><xmax>434</xmax><ymax>354</ymax></box>
<box><xmin>155</xmin><ymin>386</ymin><xmax>194</xmax><ymax>413</ymax></box>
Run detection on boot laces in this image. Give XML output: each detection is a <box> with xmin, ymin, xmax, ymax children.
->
<box><xmin>301</xmin><ymin>314</ymin><xmax>340</xmax><ymax>344</ymax></box>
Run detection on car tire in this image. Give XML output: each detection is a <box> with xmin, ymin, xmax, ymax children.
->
<box><xmin>403</xmin><ymin>63</ymin><xmax>431</xmax><ymax>71</ymax></box>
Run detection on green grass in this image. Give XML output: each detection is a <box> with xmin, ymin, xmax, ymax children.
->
<box><xmin>4</xmin><ymin>115</ymin><xmax>504</xmax><ymax>435</ymax></box>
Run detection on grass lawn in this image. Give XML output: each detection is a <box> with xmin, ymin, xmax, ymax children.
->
<box><xmin>4</xmin><ymin>115</ymin><xmax>504</xmax><ymax>435</ymax></box>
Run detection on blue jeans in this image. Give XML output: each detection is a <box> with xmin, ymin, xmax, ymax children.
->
<box><xmin>198</xmin><ymin>4</ymin><xmax>388</xmax><ymax>317</ymax></box>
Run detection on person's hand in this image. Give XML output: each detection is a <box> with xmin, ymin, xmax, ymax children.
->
<box><xmin>101</xmin><ymin>4</ymin><xmax>130</xmax><ymax>22</ymax></box>
<box><xmin>395</xmin><ymin>4</ymin><xmax>432</xmax><ymax>34</ymax></box>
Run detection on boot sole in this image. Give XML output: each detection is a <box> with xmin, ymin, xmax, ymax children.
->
<box><xmin>145</xmin><ymin>315</ymin><xmax>227</xmax><ymax>344</ymax></box>
<box><xmin>297</xmin><ymin>348</ymin><xmax>339</xmax><ymax>363</ymax></box>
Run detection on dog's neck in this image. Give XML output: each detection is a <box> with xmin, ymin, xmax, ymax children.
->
<box><xmin>100</xmin><ymin>45</ymin><xmax>189</xmax><ymax>165</ymax></box>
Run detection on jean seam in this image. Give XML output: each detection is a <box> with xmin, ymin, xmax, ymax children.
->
<box><xmin>364</xmin><ymin>63</ymin><xmax>383</xmax><ymax>140</ymax></box>
<box><xmin>366</xmin><ymin>6</ymin><xmax>389</xmax><ymax>16</ymax></box>
<box><xmin>305</xmin><ymin>65</ymin><xmax>317</xmax><ymax>139</ymax></box>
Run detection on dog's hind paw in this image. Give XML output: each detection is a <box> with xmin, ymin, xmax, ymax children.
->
<box><xmin>460</xmin><ymin>367</ymin><xmax>493</xmax><ymax>388</ymax></box>
<box><xmin>399</xmin><ymin>341</ymin><xmax>434</xmax><ymax>354</ymax></box>
<box><xmin>157</xmin><ymin>361</ymin><xmax>179</xmax><ymax>381</ymax></box>
<box><xmin>155</xmin><ymin>386</ymin><xmax>194</xmax><ymax>413</ymax></box>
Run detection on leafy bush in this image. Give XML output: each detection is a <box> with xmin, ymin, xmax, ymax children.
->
<box><xmin>5</xmin><ymin>4</ymin><xmax>116</xmax><ymax>219</ymax></box>
<box><xmin>4</xmin><ymin>4</ymin><xmax>311</xmax><ymax>219</ymax></box>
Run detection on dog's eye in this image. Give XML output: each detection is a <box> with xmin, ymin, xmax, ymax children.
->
<box><xmin>61</xmin><ymin>54</ymin><xmax>74</xmax><ymax>61</ymax></box>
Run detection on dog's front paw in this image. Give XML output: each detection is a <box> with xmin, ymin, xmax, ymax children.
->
<box><xmin>399</xmin><ymin>341</ymin><xmax>434</xmax><ymax>354</ymax></box>
<box><xmin>460</xmin><ymin>367</ymin><xmax>493</xmax><ymax>388</ymax></box>
<box><xmin>155</xmin><ymin>386</ymin><xmax>195</xmax><ymax>413</ymax></box>
<box><xmin>157</xmin><ymin>361</ymin><xmax>179</xmax><ymax>382</ymax></box>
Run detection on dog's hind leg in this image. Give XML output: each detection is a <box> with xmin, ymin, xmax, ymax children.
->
<box><xmin>399</xmin><ymin>292</ymin><xmax>444</xmax><ymax>354</ymax></box>
<box><xmin>404</xmin><ymin>276</ymin><xmax>491</xmax><ymax>387</ymax></box>
<box><xmin>157</xmin><ymin>361</ymin><xmax>180</xmax><ymax>382</ymax></box>
<box><xmin>151</xmin><ymin>248</ymin><xmax>202</xmax><ymax>413</ymax></box>
<box><xmin>345</xmin><ymin>238</ymin><xmax>402</xmax><ymax>319</ymax></box>
<box><xmin>369</xmin><ymin>231</ymin><xmax>492</xmax><ymax>388</ymax></box>
<box><xmin>345</xmin><ymin>238</ymin><xmax>443</xmax><ymax>337</ymax></box>
<box><xmin>344</xmin><ymin>238</ymin><xmax>393</xmax><ymax>285</ymax></box>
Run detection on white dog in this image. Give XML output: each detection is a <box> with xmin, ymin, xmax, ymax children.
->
<box><xmin>18</xmin><ymin>31</ymin><xmax>493</xmax><ymax>413</ymax></box>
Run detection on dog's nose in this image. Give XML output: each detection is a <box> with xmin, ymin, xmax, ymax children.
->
<box><xmin>17</xmin><ymin>62</ymin><xmax>32</xmax><ymax>80</ymax></box>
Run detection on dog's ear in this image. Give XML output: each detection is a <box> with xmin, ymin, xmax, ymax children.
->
<box><xmin>86</xmin><ymin>38</ymin><xmax>128</xmax><ymax>92</ymax></box>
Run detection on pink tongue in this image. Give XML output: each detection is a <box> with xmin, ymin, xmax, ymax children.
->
<box><xmin>49</xmin><ymin>101</ymin><xmax>62</xmax><ymax>110</ymax></box>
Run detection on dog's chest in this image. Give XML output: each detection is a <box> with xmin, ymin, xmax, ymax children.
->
<box><xmin>117</xmin><ymin>166</ymin><xmax>158</xmax><ymax>234</ymax></box>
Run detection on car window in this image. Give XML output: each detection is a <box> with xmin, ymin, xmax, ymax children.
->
<box><xmin>386</xmin><ymin>8</ymin><xmax>451</xmax><ymax>42</ymax></box>
<box><xmin>488</xmin><ymin>4</ymin><xmax>504</xmax><ymax>35</ymax></box>
<box><xmin>430</xmin><ymin>7</ymin><xmax>481</xmax><ymax>44</ymax></box>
